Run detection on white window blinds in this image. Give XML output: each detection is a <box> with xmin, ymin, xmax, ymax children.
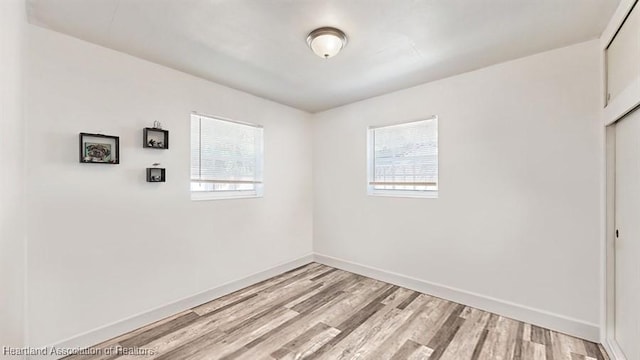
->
<box><xmin>368</xmin><ymin>117</ymin><xmax>438</xmax><ymax>195</ymax></box>
<box><xmin>190</xmin><ymin>114</ymin><xmax>263</xmax><ymax>196</ymax></box>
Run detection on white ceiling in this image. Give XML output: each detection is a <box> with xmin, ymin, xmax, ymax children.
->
<box><xmin>27</xmin><ymin>0</ymin><xmax>619</xmax><ymax>113</ymax></box>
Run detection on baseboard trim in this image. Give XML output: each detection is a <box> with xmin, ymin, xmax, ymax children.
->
<box><xmin>32</xmin><ymin>252</ymin><xmax>602</xmax><ymax>359</ymax></box>
<box><xmin>602</xmin><ymin>336</ymin><xmax>627</xmax><ymax>360</ymax></box>
<box><xmin>313</xmin><ymin>253</ymin><xmax>600</xmax><ymax>342</ymax></box>
<box><xmin>33</xmin><ymin>254</ymin><xmax>314</xmax><ymax>360</ymax></box>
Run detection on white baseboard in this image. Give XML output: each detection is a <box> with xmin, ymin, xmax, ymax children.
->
<box><xmin>602</xmin><ymin>336</ymin><xmax>627</xmax><ymax>360</ymax></box>
<box><xmin>31</xmin><ymin>254</ymin><xmax>314</xmax><ymax>360</ymax></box>
<box><xmin>30</xmin><ymin>251</ymin><xmax>603</xmax><ymax>360</ymax></box>
<box><xmin>313</xmin><ymin>253</ymin><xmax>601</xmax><ymax>342</ymax></box>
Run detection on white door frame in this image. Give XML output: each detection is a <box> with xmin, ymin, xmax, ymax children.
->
<box><xmin>603</xmin><ymin>123</ymin><xmax>627</xmax><ymax>360</ymax></box>
<box><xmin>600</xmin><ymin>1</ymin><xmax>639</xmax><ymax>359</ymax></box>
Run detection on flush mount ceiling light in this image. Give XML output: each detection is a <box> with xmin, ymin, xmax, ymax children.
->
<box><xmin>307</xmin><ymin>27</ymin><xmax>348</xmax><ymax>59</ymax></box>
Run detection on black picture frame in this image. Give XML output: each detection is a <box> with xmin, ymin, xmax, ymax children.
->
<box><xmin>79</xmin><ymin>133</ymin><xmax>120</xmax><ymax>164</ymax></box>
<box><xmin>146</xmin><ymin>168</ymin><xmax>166</xmax><ymax>182</ymax></box>
<box><xmin>143</xmin><ymin>128</ymin><xmax>169</xmax><ymax>149</ymax></box>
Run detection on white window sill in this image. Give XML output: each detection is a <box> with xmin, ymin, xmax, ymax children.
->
<box><xmin>191</xmin><ymin>191</ymin><xmax>262</xmax><ymax>201</ymax></box>
<box><xmin>367</xmin><ymin>190</ymin><xmax>439</xmax><ymax>199</ymax></box>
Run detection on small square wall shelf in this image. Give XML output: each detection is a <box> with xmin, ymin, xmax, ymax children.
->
<box><xmin>146</xmin><ymin>168</ymin><xmax>166</xmax><ymax>182</ymax></box>
<box><xmin>143</xmin><ymin>128</ymin><xmax>169</xmax><ymax>149</ymax></box>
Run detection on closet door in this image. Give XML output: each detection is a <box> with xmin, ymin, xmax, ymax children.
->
<box><xmin>607</xmin><ymin>3</ymin><xmax>640</xmax><ymax>105</ymax></box>
<box><xmin>614</xmin><ymin>108</ymin><xmax>640</xmax><ymax>360</ymax></box>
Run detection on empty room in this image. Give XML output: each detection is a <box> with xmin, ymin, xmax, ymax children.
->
<box><xmin>2</xmin><ymin>0</ymin><xmax>639</xmax><ymax>359</ymax></box>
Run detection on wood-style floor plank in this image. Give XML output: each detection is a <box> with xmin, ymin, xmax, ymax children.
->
<box><xmin>62</xmin><ymin>263</ymin><xmax>609</xmax><ymax>360</ymax></box>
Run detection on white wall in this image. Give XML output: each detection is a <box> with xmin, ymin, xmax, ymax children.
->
<box><xmin>24</xmin><ymin>22</ymin><xmax>604</xmax><ymax>347</ymax></box>
<box><xmin>0</xmin><ymin>0</ymin><xmax>26</xmax><ymax>355</ymax></box>
<box><xmin>26</xmin><ymin>26</ymin><xmax>313</xmax><ymax>347</ymax></box>
<box><xmin>313</xmin><ymin>40</ymin><xmax>603</xmax><ymax>336</ymax></box>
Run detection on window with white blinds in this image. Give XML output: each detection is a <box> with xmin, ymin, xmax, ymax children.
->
<box><xmin>190</xmin><ymin>113</ymin><xmax>263</xmax><ymax>200</ymax></box>
<box><xmin>368</xmin><ymin>117</ymin><xmax>438</xmax><ymax>197</ymax></box>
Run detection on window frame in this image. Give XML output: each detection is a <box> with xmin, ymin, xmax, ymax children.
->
<box><xmin>367</xmin><ymin>116</ymin><xmax>439</xmax><ymax>199</ymax></box>
<box><xmin>190</xmin><ymin>112</ymin><xmax>264</xmax><ymax>201</ymax></box>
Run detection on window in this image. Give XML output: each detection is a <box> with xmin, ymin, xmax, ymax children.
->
<box><xmin>367</xmin><ymin>117</ymin><xmax>438</xmax><ymax>198</ymax></box>
<box><xmin>190</xmin><ymin>113</ymin><xmax>264</xmax><ymax>200</ymax></box>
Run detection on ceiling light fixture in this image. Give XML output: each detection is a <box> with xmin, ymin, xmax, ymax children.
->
<box><xmin>307</xmin><ymin>27</ymin><xmax>348</xmax><ymax>59</ymax></box>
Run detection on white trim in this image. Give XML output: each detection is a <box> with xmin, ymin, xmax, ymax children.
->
<box><xmin>601</xmin><ymin>0</ymin><xmax>640</xmax><ymax>125</ymax></box>
<box><xmin>32</xmin><ymin>252</ymin><xmax>607</xmax><ymax>359</ymax></box>
<box><xmin>600</xmin><ymin>0</ymin><xmax>637</xmax><ymax>50</ymax></box>
<box><xmin>603</xmin><ymin>80</ymin><xmax>640</xmax><ymax>126</ymax></box>
<box><xmin>32</xmin><ymin>254</ymin><xmax>314</xmax><ymax>360</ymax></box>
<box><xmin>599</xmin><ymin>32</ymin><xmax>608</xmax><ymax>347</ymax></box>
<box><xmin>191</xmin><ymin>111</ymin><xmax>263</xmax><ymax>128</ymax></box>
<box><xmin>603</xmin><ymin>337</ymin><xmax>628</xmax><ymax>360</ymax></box>
<box><xmin>600</xmin><ymin>2</ymin><xmax>636</xmax><ymax>358</ymax></box>
<box><xmin>313</xmin><ymin>253</ymin><xmax>601</xmax><ymax>342</ymax></box>
<box><xmin>368</xmin><ymin>190</ymin><xmax>439</xmax><ymax>199</ymax></box>
<box><xmin>368</xmin><ymin>115</ymin><xmax>438</xmax><ymax>130</ymax></box>
<box><xmin>190</xmin><ymin>190</ymin><xmax>263</xmax><ymax>201</ymax></box>
<box><xmin>602</xmin><ymin>125</ymin><xmax>617</xmax><ymax>356</ymax></box>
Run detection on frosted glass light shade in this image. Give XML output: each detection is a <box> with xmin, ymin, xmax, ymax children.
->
<box><xmin>307</xmin><ymin>27</ymin><xmax>347</xmax><ymax>59</ymax></box>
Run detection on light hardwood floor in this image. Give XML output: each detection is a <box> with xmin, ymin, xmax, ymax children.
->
<box><xmin>64</xmin><ymin>263</ymin><xmax>609</xmax><ymax>360</ymax></box>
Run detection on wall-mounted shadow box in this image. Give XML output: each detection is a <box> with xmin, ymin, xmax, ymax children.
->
<box><xmin>146</xmin><ymin>167</ymin><xmax>166</xmax><ymax>182</ymax></box>
<box><xmin>143</xmin><ymin>128</ymin><xmax>169</xmax><ymax>149</ymax></box>
<box><xmin>79</xmin><ymin>133</ymin><xmax>120</xmax><ymax>164</ymax></box>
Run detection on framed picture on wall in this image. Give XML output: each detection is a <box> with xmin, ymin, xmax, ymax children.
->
<box><xmin>79</xmin><ymin>133</ymin><xmax>120</xmax><ymax>164</ymax></box>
